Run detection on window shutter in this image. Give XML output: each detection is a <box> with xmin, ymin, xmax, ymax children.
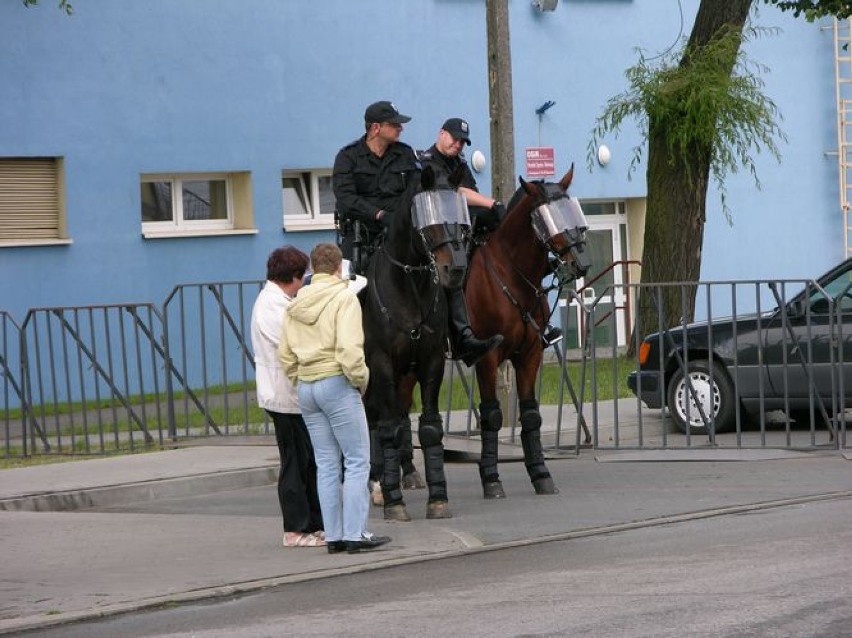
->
<box><xmin>0</xmin><ymin>158</ymin><xmax>60</xmax><ymax>242</ymax></box>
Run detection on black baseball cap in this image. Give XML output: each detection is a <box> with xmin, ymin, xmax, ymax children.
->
<box><xmin>441</xmin><ymin>118</ymin><xmax>471</xmax><ymax>145</ymax></box>
<box><xmin>364</xmin><ymin>101</ymin><xmax>411</xmax><ymax>124</ymax></box>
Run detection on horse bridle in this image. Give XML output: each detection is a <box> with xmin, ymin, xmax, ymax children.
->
<box><xmin>530</xmin><ymin>184</ymin><xmax>590</xmax><ymax>286</ymax></box>
<box><xmin>481</xmin><ymin>184</ymin><xmax>587</xmax><ymax>352</ymax></box>
<box><xmin>370</xmin><ymin>240</ymin><xmax>442</xmax><ymax>344</ymax></box>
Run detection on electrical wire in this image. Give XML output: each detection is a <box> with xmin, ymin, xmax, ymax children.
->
<box><xmin>645</xmin><ymin>0</ymin><xmax>685</xmax><ymax>61</ymax></box>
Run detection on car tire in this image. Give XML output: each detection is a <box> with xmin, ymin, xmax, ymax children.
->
<box><xmin>666</xmin><ymin>359</ymin><xmax>736</xmax><ymax>435</ymax></box>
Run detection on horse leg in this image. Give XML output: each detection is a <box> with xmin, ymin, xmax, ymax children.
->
<box><xmin>418</xmin><ymin>410</ymin><xmax>452</xmax><ymax>519</ymax></box>
<box><xmin>368</xmin><ymin>428</ymin><xmax>384</xmax><ymax>506</ymax></box>
<box><xmin>377</xmin><ymin>418</ymin><xmax>412</xmax><ymax>521</ymax></box>
<box><xmin>398</xmin><ymin>415</ymin><xmax>425</xmax><ymax>490</ymax></box>
<box><xmin>397</xmin><ymin>377</ymin><xmax>424</xmax><ymax>489</ymax></box>
<box><xmin>478</xmin><ymin>399</ymin><xmax>506</xmax><ymax>499</ymax></box>
<box><xmin>519</xmin><ymin>398</ymin><xmax>559</xmax><ymax>495</ymax></box>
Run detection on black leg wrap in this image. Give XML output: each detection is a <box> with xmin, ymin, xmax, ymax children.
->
<box><xmin>399</xmin><ymin>416</ymin><xmax>416</xmax><ymax>477</ymax></box>
<box><xmin>478</xmin><ymin>400</ymin><xmax>503</xmax><ymax>484</ymax></box>
<box><xmin>369</xmin><ymin>428</ymin><xmax>383</xmax><ymax>483</ymax></box>
<box><xmin>519</xmin><ymin>399</ymin><xmax>551</xmax><ymax>483</ymax></box>
<box><xmin>418</xmin><ymin>412</ymin><xmax>447</xmax><ymax>502</ymax></box>
<box><xmin>377</xmin><ymin>420</ymin><xmax>404</xmax><ymax>506</ymax></box>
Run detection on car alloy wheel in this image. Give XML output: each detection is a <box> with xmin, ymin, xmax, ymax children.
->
<box><xmin>667</xmin><ymin>359</ymin><xmax>736</xmax><ymax>435</ymax></box>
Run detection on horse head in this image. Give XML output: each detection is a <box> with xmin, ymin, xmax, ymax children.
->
<box><xmin>407</xmin><ymin>165</ymin><xmax>470</xmax><ymax>289</ymax></box>
<box><xmin>508</xmin><ymin>164</ymin><xmax>591</xmax><ymax>284</ymax></box>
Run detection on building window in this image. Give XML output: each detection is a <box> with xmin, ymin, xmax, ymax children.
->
<box><xmin>0</xmin><ymin>157</ymin><xmax>69</xmax><ymax>247</ymax></box>
<box><xmin>580</xmin><ymin>200</ymin><xmax>624</xmax><ymax>216</ymax></box>
<box><xmin>283</xmin><ymin>170</ymin><xmax>336</xmax><ymax>230</ymax></box>
<box><xmin>141</xmin><ymin>172</ymin><xmax>255</xmax><ymax>238</ymax></box>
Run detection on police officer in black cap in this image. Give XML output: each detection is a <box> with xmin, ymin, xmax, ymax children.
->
<box><xmin>419</xmin><ymin>117</ymin><xmax>562</xmax><ymax>347</ymax></box>
<box><xmin>417</xmin><ymin>117</ymin><xmax>506</xmax><ymax>362</ymax></box>
<box><xmin>332</xmin><ymin>102</ymin><xmax>502</xmax><ymax>366</ymax></box>
<box><xmin>333</xmin><ymin>100</ymin><xmax>418</xmax><ymax>260</ymax></box>
<box><xmin>418</xmin><ymin>117</ymin><xmax>506</xmax><ymax>233</ymax></box>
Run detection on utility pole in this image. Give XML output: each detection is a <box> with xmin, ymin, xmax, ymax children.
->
<box><xmin>486</xmin><ymin>0</ymin><xmax>515</xmax><ymax>202</ymax></box>
<box><xmin>486</xmin><ymin>0</ymin><xmax>516</xmax><ymax>428</ymax></box>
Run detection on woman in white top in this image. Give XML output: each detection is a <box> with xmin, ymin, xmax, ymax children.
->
<box><xmin>250</xmin><ymin>246</ymin><xmax>324</xmax><ymax>548</ymax></box>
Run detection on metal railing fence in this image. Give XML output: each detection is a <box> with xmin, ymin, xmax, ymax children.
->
<box><xmin>2</xmin><ymin>275</ymin><xmax>848</xmax><ymax>458</ymax></box>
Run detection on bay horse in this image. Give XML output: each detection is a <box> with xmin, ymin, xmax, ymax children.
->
<box><xmin>361</xmin><ymin>166</ymin><xmax>469</xmax><ymax>521</ymax></box>
<box><xmin>465</xmin><ymin>166</ymin><xmax>590</xmax><ymax>499</ymax></box>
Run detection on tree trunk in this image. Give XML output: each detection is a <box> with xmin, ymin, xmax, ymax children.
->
<box><xmin>632</xmin><ymin>0</ymin><xmax>754</xmax><ymax>351</ymax></box>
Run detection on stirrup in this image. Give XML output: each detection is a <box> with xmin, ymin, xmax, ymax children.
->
<box><xmin>542</xmin><ymin>326</ymin><xmax>563</xmax><ymax>346</ymax></box>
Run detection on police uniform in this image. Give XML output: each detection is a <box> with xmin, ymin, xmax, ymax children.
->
<box><xmin>417</xmin><ymin>144</ymin><xmax>500</xmax><ymax>234</ymax></box>
<box><xmin>416</xmin><ymin>145</ymin><xmax>477</xmax><ymax>192</ymax></box>
<box><xmin>417</xmin><ymin>118</ymin><xmax>505</xmax><ymax>365</ymax></box>
<box><xmin>333</xmin><ymin>136</ymin><xmax>420</xmax><ymax>238</ymax></box>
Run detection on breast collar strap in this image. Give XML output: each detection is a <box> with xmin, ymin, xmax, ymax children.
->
<box><xmin>480</xmin><ymin>242</ymin><xmax>564</xmax><ymax>355</ymax></box>
<box><xmin>370</xmin><ymin>246</ymin><xmax>442</xmax><ymax>348</ymax></box>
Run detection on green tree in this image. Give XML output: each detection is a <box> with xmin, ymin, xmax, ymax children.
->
<box><xmin>588</xmin><ymin>0</ymin><xmax>852</xmax><ymax>351</ymax></box>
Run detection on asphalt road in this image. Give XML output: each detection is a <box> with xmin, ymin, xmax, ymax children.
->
<box><xmin>31</xmin><ymin>495</ymin><xmax>852</xmax><ymax>638</ymax></box>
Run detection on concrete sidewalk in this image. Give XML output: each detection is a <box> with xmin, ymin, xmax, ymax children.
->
<box><xmin>1</xmin><ymin>433</ymin><xmax>851</xmax><ymax>634</ymax></box>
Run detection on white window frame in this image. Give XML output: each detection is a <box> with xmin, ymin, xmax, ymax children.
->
<box><xmin>141</xmin><ymin>172</ymin><xmax>248</xmax><ymax>238</ymax></box>
<box><xmin>282</xmin><ymin>169</ymin><xmax>336</xmax><ymax>231</ymax></box>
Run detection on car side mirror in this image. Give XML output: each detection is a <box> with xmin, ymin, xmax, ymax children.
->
<box><xmin>788</xmin><ymin>298</ymin><xmax>808</xmax><ymax>317</ymax></box>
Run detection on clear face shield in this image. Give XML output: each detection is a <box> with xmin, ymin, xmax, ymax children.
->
<box><xmin>530</xmin><ymin>197</ymin><xmax>591</xmax><ymax>283</ymax></box>
<box><xmin>411</xmin><ymin>190</ymin><xmax>471</xmax><ymax>282</ymax></box>
<box><xmin>411</xmin><ymin>190</ymin><xmax>471</xmax><ymax>230</ymax></box>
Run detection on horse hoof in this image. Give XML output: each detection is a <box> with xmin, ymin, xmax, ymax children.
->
<box><xmin>426</xmin><ymin>501</ymin><xmax>452</xmax><ymax>519</ymax></box>
<box><xmin>384</xmin><ymin>504</ymin><xmax>412</xmax><ymax>522</ymax></box>
<box><xmin>369</xmin><ymin>480</ymin><xmax>384</xmax><ymax>507</ymax></box>
<box><xmin>483</xmin><ymin>481</ymin><xmax>506</xmax><ymax>499</ymax></box>
<box><xmin>401</xmin><ymin>470</ymin><xmax>425</xmax><ymax>490</ymax></box>
<box><xmin>533</xmin><ymin>477</ymin><xmax>559</xmax><ymax>495</ymax></box>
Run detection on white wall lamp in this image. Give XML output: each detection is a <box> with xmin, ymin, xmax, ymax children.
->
<box><xmin>532</xmin><ymin>0</ymin><xmax>558</xmax><ymax>11</ymax></box>
<box><xmin>471</xmin><ymin>149</ymin><xmax>487</xmax><ymax>173</ymax></box>
<box><xmin>597</xmin><ymin>144</ymin><xmax>612</xmax><ymax>167</ymax></box>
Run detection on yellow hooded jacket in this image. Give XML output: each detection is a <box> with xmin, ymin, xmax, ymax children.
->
<box><xmin>278</xmin><ymin>273</ymin><xmax>369</xmax><ymax>393</ymax></box>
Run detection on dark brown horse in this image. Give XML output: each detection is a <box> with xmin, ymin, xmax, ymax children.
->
<box><xmin>465</xmin><ymin>166</ymin><xmax>590</xmax><ymax>499</ymax></box>
<box><xmin>362</xmin><ymin>167</ymin><xmax>470</xmax><ymax>521</ymax></box>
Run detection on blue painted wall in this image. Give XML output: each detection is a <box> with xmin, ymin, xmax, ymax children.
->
<box><xmin>0</xmin><ymin>0</ymin><xmax>841</xmax><ymax>321</ymax></box>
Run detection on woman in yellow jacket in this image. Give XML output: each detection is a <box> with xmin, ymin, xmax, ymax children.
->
<box><xmin>279</xmin><ymin>243</ymin><xmax>391</xmax><ymax>555</ymax></box>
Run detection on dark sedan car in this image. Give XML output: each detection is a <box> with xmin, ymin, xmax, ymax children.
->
<box><xmin>628</xmin><ymin>258</ymin><xmax>852</xmax><ymax>434</ymax></box>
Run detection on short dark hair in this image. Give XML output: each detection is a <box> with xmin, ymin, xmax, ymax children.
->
<box><xmin>266</xmin><ymin>245</ymin><xmax>309</xmax><ymax>283</ymax></box>
<box><xmin>310</xmin><ymin>243</ymin><xmax>342</xmax><ymax>275</ymax></box>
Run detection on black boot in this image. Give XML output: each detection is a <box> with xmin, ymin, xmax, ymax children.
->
<box><xmin>447</xmin><ymin>288</ymin><xmax>503</xmax><ymax>367</ymax></box>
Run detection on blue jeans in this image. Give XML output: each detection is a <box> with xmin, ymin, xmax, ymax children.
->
<box><xmin>297</xmin><ymin>374</ymin><xmax>370</xmax><ymax>543</ymax></box>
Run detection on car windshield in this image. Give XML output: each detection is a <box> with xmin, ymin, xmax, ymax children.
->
<box><xmin>807</xmin><ymin>265</ymin><xmax>852</xmax><ymax>313</ymax></box>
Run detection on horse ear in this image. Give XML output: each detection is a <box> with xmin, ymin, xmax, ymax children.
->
<box><xmin>520</xmin><ymin>175</ymin><xmax>535</xmax><ymax>195</ymax></box>
<box><xmin>559</xmin><ymin>163</ymin><xmax>575</xmax><ymax>191</ymax></box>
<box><xmin>421</xmin><ymin>165</ymin><xmax>436</xmax><ymax>191</ymax></box>
<box><xmin>448</xmin><ymin>164</ymin><xmax>466</xmax><ymax>190</ymax></box>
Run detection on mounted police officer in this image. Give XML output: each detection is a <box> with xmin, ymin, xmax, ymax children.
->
<box><xmin>332</xmin><ymin>102</ymin><xmax>503</xmax><ymax>366</ymax></box>
<box><xmin>418</xmin><ymin>117</ymin><xmax>562</xmax><ymax>347</ymax></box>
<box><xmin>417</xmin><ymin>117</ymin><xmax>506</xmax><ymax>235</ymax></box>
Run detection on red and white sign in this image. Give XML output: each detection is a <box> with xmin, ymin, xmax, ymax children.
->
<box><xmin>525</xmin><ymin>147</ymin><xmax>555</xmax><ymax>178</ymax></box>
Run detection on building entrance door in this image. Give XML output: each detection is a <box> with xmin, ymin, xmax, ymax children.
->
<box><xmin>561</xmin><ymin>216</ymin><xmax>630</xmax><ymax>350</ymax></box>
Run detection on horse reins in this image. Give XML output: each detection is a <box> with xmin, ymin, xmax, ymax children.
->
<box><xmin>479</xmin><ymin>241</ymin><xmax>564</xmax><ymax>356</ymax></box>
<box><xmin>369</xmin><ymin>244</ymin><xmax>443</xmax><ymax>362</ymax></box>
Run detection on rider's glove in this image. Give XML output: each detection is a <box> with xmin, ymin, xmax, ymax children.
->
<box><xmin>490</xmin><ymin>201</ymin><xmax>507</xmax><ymax>222</ymax></box>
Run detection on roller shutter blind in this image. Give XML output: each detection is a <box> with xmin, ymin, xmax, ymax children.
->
<box><xmin>0</xmin><ymin>158</ymin><xmax>60</xmax><ymax>242</ymax></box>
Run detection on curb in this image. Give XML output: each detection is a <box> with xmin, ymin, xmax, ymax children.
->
<box><xmin>0</xmin><ymin>466</ymin><xmax>278</xmax><ymax>512</ymax></box>
<box><xmin>3</xmin><ymin>488</ymin><xmax>851</xmax><ymax>635</ymax></box>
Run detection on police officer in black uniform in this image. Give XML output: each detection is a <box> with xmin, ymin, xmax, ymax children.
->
<box><xmin>417</xmin><ymin>117</ymin><xmax>506</xmax><ymax>233</ymax></box>
<box><xmin>419</xmin><ymin>117</ymin><xmax>562</xmax><ymax>347</ymax></box>
<box><xmin>332</xmin><ymin>102</ymin><xmax>502</xmax><ymax>366</ymax></box>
